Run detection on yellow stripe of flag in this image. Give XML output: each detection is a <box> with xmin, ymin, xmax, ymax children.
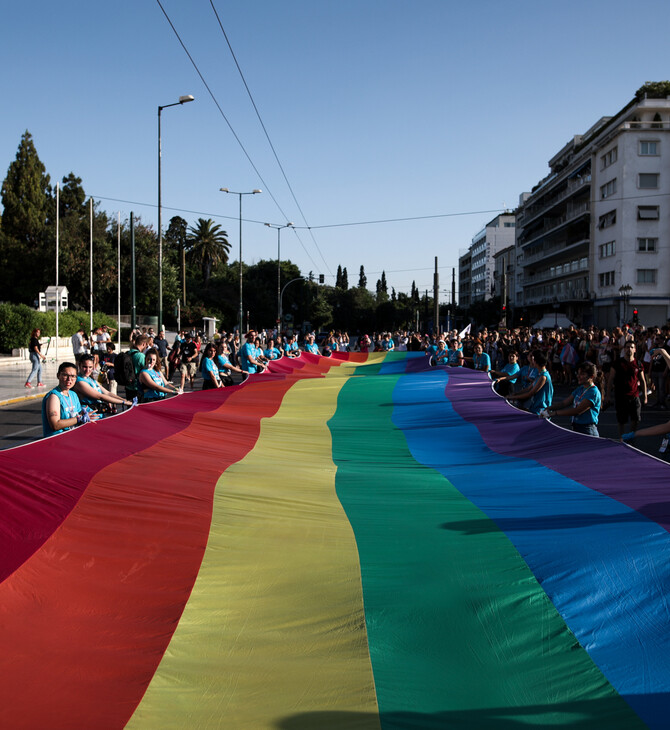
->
<box><xmin>127</xmin><ymin>363</ymin><xmax>381</xmax><ymax>729</ymax></box>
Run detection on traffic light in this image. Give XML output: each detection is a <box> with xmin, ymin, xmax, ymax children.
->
<box><xmin>633</xmin><ymin>309</ymin><xmax>639</xmax><ymax>324</ymax></box>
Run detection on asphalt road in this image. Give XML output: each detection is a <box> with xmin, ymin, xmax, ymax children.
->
<box><xmin>1</xmin><ymin>378</ymin><xmax>669</xmax><ymax>462</ymax></box>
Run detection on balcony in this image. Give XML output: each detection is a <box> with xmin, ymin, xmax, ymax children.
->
<box><xmin>622</xmin><ymin>120</ymin><xmax>670</xmax><ymax>130</ymax></box>
<box><xmin>523</xmin><ymin>259</ymin><xmax>589</xmax><ymax>287</ymax></box>
<box><xmin>520</xmin><ymin>201</ymin><xmax>590</xmax><ymax>249</ymax></box>
<box><xmin>522</xmin><ymin>289</ymin><xmax>592</xmax><ymax>306</ymax></box>
<box><xmin>518</xmin><ymin>174</ymin><xmax>591</xmax><ymax>227</ymax></box>
<box><xmin>521</xmin><ymin>237</ymin><xmax>589</xmax><ymax>268</ymax></box>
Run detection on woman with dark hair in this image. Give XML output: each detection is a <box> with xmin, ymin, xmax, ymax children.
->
<box><xmin>545</xmin><ymin>361</ymin><xmax>603</xmax><ymax>437</ymax></box>
<box><xmin>507</xmin><ymin>349</ymin><xmax>553</xmax><ymax>415</ymax></box>
<box><xmin>73</xmin><ymin>354</ymin><xmax>133</xmax><ymax>413</ymax></box>
<box><xmin>139</xmin><ymin>348</ymin><xmax>180</xmax><ymax>401</ymax></box>
<box><xmin>25</xmin><ymin>328</ymin><xmax>47</xmax><ymax>388</ymax></box>
<box><xmin>201</xmin><ymin>343</ymin><xmax>223</xmax><ymax>390</ymax></box>
<box><xmin>215</xmin><ymin>341</ymin><xmax>244</xmax><ymax>386</ymax></box>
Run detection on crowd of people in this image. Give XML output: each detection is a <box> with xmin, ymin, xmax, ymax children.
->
<box><xmin>40</xmin><ymin>322</ymin><xmax>670</xmax><ymax>450</ymax></box>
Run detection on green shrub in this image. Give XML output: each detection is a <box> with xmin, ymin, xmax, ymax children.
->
<box><xmin>0</xmin><ymin>304</ymin><xmax>118</xmax><ymax>352</ymax></box>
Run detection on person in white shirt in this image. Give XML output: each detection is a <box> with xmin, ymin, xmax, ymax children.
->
<box><xmin>71</xmin><ymin>328</ymin><xmax>88</xmax><ymax>361</ymax></box>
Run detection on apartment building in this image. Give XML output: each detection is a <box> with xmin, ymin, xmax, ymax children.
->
<box><xmin>459</xmin><ymin>213</ymin><xmax>515</xmax><ymax>307</ymax></box>
<box><xmin>458</xmin><ymin>249</ymin><xmax>472</xmax><ymax>309</ymax></box>
<box><xmin>515</xmin><ymin>86</ymin><xmax>670</xmax><ymax>328</ymax></box>
<box><xmin>493</xmin><ymin>243</ymin><xmax>515</xmax><ymax>326</ymax></box>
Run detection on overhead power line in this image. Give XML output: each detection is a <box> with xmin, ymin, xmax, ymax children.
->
<box><xmin>155</xmin><ymin>0</ymin><xmax>327</xmax><ymax>275</ymax></box>
<box><xmin>208</xmin><ymin>0</ymin><xmax>331</xmax><ymax>275</ymax></box>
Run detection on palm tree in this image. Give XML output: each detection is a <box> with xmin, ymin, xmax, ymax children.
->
<box><xmin>186</xmin><ymin>218</ymin><xmax>230</xmax><ymax>288</ymax></box>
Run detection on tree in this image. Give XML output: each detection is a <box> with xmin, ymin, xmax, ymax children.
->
<box><xmin>165</xmin><ymin>216</ymin><xmax>188</xmax><ymax>267</ymax></box>
<box><xmin>336</xmin><ymin>265</ymin><xmax>349</xmax><ymax>290</ymax></box>
<box><xmin>635</xmin><ymin>81</ymin><xmax>670</xmax><ymax>100</ymax></box>
<box><xmin>337</xmin><ymin>286</ymin><xmax>375</xmax><ymax>331</ymax></box>
<box><xmin>166</xmin><ymin>215</ymin><xmax>188</xmax><ymax>303</ymax></box>
<box><xmin>59</xmin><ymin>172</ymin><xmax>86</xmax><ymax>215</ymax></box>
<box><xmin>56</xmin><ymin>187</ymin><xmax>115</xmax><ymax>310</ymax></box>
<box><xmin>310</xmin><ymin>288</ymin><xmax>333</xmax><ymax>331</ymax></box>
<box><xmin>1</xmin><ymin>131</ymin><xmax>51</xmax><ymax>245</ymax></box>
<box><xmin>375</xmin><ymin>271</ymin><xmax>388</xmax><ymax>303</ymax></box>
<box><xmin>186</xmin><ymin>218</ymin><xmax>230</xmax><ymax>288</ymax></box>
<box><xmin>358</xmin><ymin>265</ymin><xmax>367</xmax><ymax>289</ymax></box>
<box><xmin>0</xmin><ymin>132</ymin><xmax>52</xmax><ymax>302</ymax></box>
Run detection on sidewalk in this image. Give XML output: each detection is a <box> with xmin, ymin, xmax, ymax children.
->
<box><xmin>0</xmin><ymin>331</ymin><xmax>176</xmax><ymax>407</ymax></box>
<box><xmin>0</xmin><ymin>358</ymin><xmax>63</xmax><ymax>407</ymax></box>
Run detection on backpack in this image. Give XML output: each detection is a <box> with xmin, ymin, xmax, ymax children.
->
<box><xmin>114</xmin><ymin>351</ymin><xmax>135</xmax><ymax>387</ymax></box>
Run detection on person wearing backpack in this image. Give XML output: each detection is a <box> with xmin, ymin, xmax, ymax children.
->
<box><xmin>117</xmin><ymin>335</ymin><xmax>150</xmax><ymax>401</ymax></box>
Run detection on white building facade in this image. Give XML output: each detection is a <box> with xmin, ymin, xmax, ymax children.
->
<box><xmin>592</xmin><ymin>98</ymin><xmax>670</xmax><ymax>327</ymax></box>
<box><xmin>515</xmin><ymin>87</ymin><xmax>670</xmax><ymax>328</ymax></box>
<box><xmin>460</xmin><ymin>213</ymin><xmax>515</xmax><ymax>306</ymax></box>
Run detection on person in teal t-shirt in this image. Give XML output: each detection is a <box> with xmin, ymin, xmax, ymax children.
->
<box><xmin>507</xmin><ymin>350</ymin><xmax>553</xmax><ymax>415</ymax></box>
<box><xmin>546</xmin><ymin>361</ymin><xmax>603</xmax><ymax>437</ymax></box>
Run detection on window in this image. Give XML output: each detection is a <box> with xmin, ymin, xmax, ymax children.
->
<box><xmin>598</xmin><ymin>209</ymin><xmax>616</xmax><ymax>228</ymax></box>
<box><xmin>599</xmin><ymin>271</ymin><xmax>615</xmax><ymax>287</ymax></box>
<box><xmin>651</xmin><ymin>113</ymin><xmax>663</xmax><ymax>129</ymax></box>
<box><xmin>638</xmin><ymin>237</ymin><xmax>657</xmax><ymax>252</ymax></box>
<box><xmin>503</xmin><ymin>222</ymin><xmax>515</xmax><ymax>227</ymax></box>
<box><xmin>601</xmin><ymin>147</ymin><xmax>617</xmax><ymax>169</ymax></box>
<box><xmin>601</xmin><ymin>179</ymin><xmax>617</xmax><ymax>199</ymax></box>
<box><xmin>639</xmin><ymin>140</ymin><xmax>659</xmax><ymax>156</ymax></box>
<box><xmin>638</xmin><ymin>205</ymin><xmax>660</xmax><ymax>220</ymax></box>
<box><xmin>599</xmin><ymin>241</ymin><xmax>616</xmax><ymax>258</ymax></box>
<box><xmin>637</xmin><ymin>269</ymin><xmax>657</xmax><ymax>284</ymax></box>
<box><xmin>638</xmin><ymin>173</ymin><xmax>659</xmax><ymax>189</ymax></box>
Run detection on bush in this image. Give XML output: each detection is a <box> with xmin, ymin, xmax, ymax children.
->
<box><xmin>0</xmin><ymin>304</ymin><xmax>118</xmax><ymax>352</ymax></box>
<box><xmin>0</xmin><ymin>303</ymin><xmax>39</xmax><ymax>352</ymax></box>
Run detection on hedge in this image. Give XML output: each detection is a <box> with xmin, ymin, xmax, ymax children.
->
<box><xmin>0</xmin><ymin>303</ymin><xmax>118</xmax><ymax>353</ymax></box>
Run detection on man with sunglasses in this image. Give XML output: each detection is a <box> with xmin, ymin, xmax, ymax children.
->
<box><xmin>605</xmin><ymin>340</ymin><xmax>647</xmax><ymax>439</ymax></box>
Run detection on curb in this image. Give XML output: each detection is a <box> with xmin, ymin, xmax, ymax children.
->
<box><xmin>0</xmin><ymin>393</ymin><xmax>47</xmax><ymax>408</ymax></box>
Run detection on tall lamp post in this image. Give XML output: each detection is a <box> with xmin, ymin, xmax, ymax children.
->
<box><xmin>220</xmin><ymin>188</ymin><xmax>262</xmax><ymax>335</ymax></box>
<box><xmin>280</xmin><ymin>277</ymin><xmax>307</xmax><ymax>328</ymax></box>
<box><xmin>265</xmin><ymin>222</ymin><xmax>293</xmax><ymax>329</ymax></box>
<box><xmin>158</xmin><ymin>94</ymin><xmax>194</xmax><ymax>332</ymax></box>
<box><xmin>619</xmin><ymin>283</ymin><xmax>632</xmax><ymax>325</ymax></box>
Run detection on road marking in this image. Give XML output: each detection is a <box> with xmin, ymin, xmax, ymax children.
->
<box><xmin>1</xmin><ymin>425</ymin><xmax>41</xmax><ymax>439</ymax></box>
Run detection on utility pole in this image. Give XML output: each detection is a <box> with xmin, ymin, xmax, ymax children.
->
<box><xmin>502</xmin><ymin>269</ymin><xmax>507</xmax><ymax>328</ymax></box>
<box><xmin>433</xmin><ymin>257</ymin><xmax>439</xmax><ymax>337</ymax></box>
<box><xmin>451</xmin><ymin>267</ymin><xmax>456</xmax><ymax>331</ymax></box>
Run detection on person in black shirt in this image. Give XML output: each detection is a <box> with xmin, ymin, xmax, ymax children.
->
<box><xmin>605</xmin><ymin>341</ymin><xmax>647</xmax><ymax>438</ymax></box>
<box><xmin>179</xmin><ymin>333</ymin><xmax>198</xmax><ymax>390</ymax></box>
<box><xmin>26</xmin><ymin>328</ymin><xmax>47</xmax><ymax>388</ymax></box>
<box><xmin>153</xmin><ymin>331</ymin><xmax>170</xmax><ymax>376</ymax></box>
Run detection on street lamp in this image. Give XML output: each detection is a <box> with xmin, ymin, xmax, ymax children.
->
<box><xmin>619</xmin><ymin>283</ymin><xmax>633</xmax><ymax>325</ymax></box>
<box><xmin>220</xmin><ymin>188</ymin><xmax>262</xmax><ymax>335</ymax></box>
<box><xmin>265</xmin><ymin>222</ymin><xmax>293</xmax><ymax>329</ymax></box>
<box><xmin>280</xmin><ymin>276</ymin><xmax>307</xmax><ymax>329</ymax></box>
<box><xmin>158</xmin><ymin>94</ymin><xmax>194</xmax><ymax>332</ymax></box>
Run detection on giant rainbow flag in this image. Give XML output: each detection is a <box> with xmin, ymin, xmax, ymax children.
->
<box><xmin>0</xmin><ymin>351</ymin><xmax>668</xmax><ymax>729</ymax></box>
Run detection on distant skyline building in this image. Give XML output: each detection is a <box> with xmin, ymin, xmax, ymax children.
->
<box><xmin>458</xmin><ymin>213</ymin><xmax>515</xmax><ymax>308</ymax></box>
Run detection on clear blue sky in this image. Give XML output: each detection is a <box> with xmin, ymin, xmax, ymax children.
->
<box><xmin>2</xmin><ymin>0</ymin><xmax>669</xmax><ymax>300</ymax></box>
